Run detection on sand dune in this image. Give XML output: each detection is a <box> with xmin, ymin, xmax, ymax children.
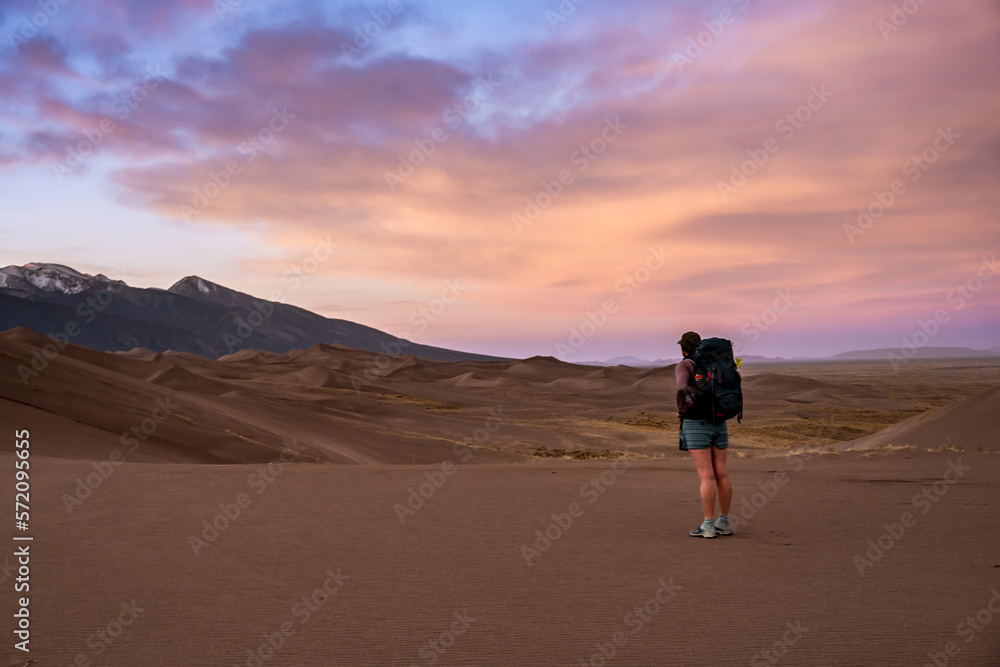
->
<box><xmin>146</xmin><ymin>363</ymin><xmax>243</xmax><ymax>395</ymax></box>
<box><xmin>219</xmin><ymin>347</ymin><xmax>292</xmax><ymax>364</ymax></box>
<box><xmin>741</xmin><ymin>373</ymin><xmax>877</xmax><ymax>401</ymax></box>
<box><xmin>845</xmin><ymin>383</ymin><xmax>1000</xmax><ymax>452</ymax></box>
<box><xmin>3</xmin><ymin>328</ymin><xmax>999</xmax><ymax>466</ymax></box>
<box><xmin>267</xmin><ymin>364</ymin><xmax>341</xmax><ymax>388</ymax></box>
<box><xmin>741</xmin><ymin>372</ymin><xmax>884</xmax><ymax>412</ymax></box>
<box><xmin>436</xmin><ymin>371</ymin><xmax>506</xmax><ymax>388</ymax></box>
<box><xmin>743</xmin><ymin>373</ymin><xmax>828</xmax><ymax>393</ymax></box>
<box><xmin>502</xmin><ymin>356</ymin><xmax>581</xmax><ymax>377</ymax></box>
<box><xmin>284</xmin><ymin>342</ymin><xmax>371</xmax><ymax>367</ymax></box>
<box><xmin>118</xmin><ymin>347</ymin><xmax>162</xmax><ymax>360</ymax></box>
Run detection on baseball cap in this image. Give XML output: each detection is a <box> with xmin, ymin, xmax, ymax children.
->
<box><xmin>677</xmin><ymin>331</ymin><xmax>701</xmax><ymax>348</ymax></box>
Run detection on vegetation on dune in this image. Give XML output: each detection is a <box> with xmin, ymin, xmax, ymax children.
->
<box><xmin>532</xmin><ymin>446</ymin><xmax>628</xmax><ymax>459</ymax></box>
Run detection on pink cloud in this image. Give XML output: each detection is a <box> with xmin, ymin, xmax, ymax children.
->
<box><xmin>2</xmin><ymin>0</ymin><xmax>998</xmax><ymax>356</ymax></box>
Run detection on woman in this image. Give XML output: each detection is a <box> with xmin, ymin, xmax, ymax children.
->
<box><xmin>675</xmin><ymin>331</ymin><xmax>732</xmax><ymax>539</ymax></box>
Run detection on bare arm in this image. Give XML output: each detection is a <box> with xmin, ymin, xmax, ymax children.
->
<box><xmin>675</xmin><ymin>358</ymin><xmax>695</xmax><ymax>417</ymax></box>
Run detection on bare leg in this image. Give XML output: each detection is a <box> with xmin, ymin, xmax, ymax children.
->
<box><xmin>690</xmin><ymin>449</ymin><xmax>717</xmax><ymax>519</ymax></box>
<box><xmin>712</xmin><ymin>446</ymin><xmax>732</xmax><ymax>515</ymax></box>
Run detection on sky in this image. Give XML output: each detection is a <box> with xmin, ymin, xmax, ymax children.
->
<box><xmin>1</xmin><ymin>0</ymin><xmax>999</xmax><ymax>361</ymax></box>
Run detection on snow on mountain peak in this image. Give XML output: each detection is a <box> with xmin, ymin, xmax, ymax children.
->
<box><xmin>23</xmin><ymin>262</ymin><xmax>91</xmax><ymax>278</ymax></box>
<box><xmin>168</xmin><ymin>276</ymin><xmax>221</xmax><ymax>294</ymax></box>
<box><xmin>0</xmin><ymin>263</ymin><xmax>115</xmax><ymax>296</ymax></box>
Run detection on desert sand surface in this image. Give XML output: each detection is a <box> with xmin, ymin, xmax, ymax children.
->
<box><xmin>2</xmin><ymin>327</ymin><xmax>1000</xmax><ymax>665</ymax></box>
<box><xmin>2</xmin><ymin>452</ymin><xmax>999</xmax><ymax>666</ymax></box>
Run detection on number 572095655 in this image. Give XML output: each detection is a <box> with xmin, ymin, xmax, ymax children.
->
<box><xmin>15</xmin><ymin>430</ymin><xmax>30</xmax><ymax>530</ymax></box>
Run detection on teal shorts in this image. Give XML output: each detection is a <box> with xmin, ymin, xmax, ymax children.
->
<box><xmin>680</xmin><ymin>419</ymin><xmax>729</xmax><ymax>450</ymax></box>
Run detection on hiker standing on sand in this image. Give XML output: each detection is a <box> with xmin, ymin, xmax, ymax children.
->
<box><xmin>676</xmin><ymin>331</ymin><xmax>733</xmax><ymax>539</ymax></box>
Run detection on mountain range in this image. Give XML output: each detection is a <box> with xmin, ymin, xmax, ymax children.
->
<box><xmin>0</xmin><ymin>263</ymin><xmax>504</xmax><ymax>362</ymax></box>
<box><xmin>578</xmin><ymin>354</ymin><xmax>790</xmax><ymax>367</ymax></box>
<box><xmin>1</xmin><ymin>263</ymin><xmax>997</xmax><ymax>363</ymax></box>
<box><xmin>829</xmin><ymin>347</ymin><xmax>1000</xmax><ymax>360</ymax></box>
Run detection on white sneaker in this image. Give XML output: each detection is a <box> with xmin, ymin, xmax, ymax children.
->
<box><xmin>689</xmin><ymin>521</ymin><xmax>717</xmax><ymax>538</ymax></box>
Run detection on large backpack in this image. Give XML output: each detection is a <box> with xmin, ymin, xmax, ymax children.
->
<box><xmin>691</xmin><ymin>337</ymin><xmax>743</xmax><ymax>424</ymax></box>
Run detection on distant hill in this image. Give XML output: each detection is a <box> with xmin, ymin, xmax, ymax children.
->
<box><xmin>579</xmin><ymin>356</ymin><xmax>677</xmax><ymax>368</ymax></box>
<box><xmin>831</xmin><ymin>347</ymin><xmax>1000</xmax><ymax>360</ymax></box>
<box><xmin>0</xmin><ymin>263</ymin><xmax>505</xmax><ymax>362</ymax></box>
<box><xmin>581</xmin><ymin>354</ymin><xmax>785</xmax><ymax>367</ymax></box>
<box><xmin>605</xmin><ymin>355</ymin><xmax>670</xmax><ymax>366</ymax></box>
<box><xmin>584</xmin><ymin>347</ymin><xmax>1000</xmax><ymax>366</ymax></box>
